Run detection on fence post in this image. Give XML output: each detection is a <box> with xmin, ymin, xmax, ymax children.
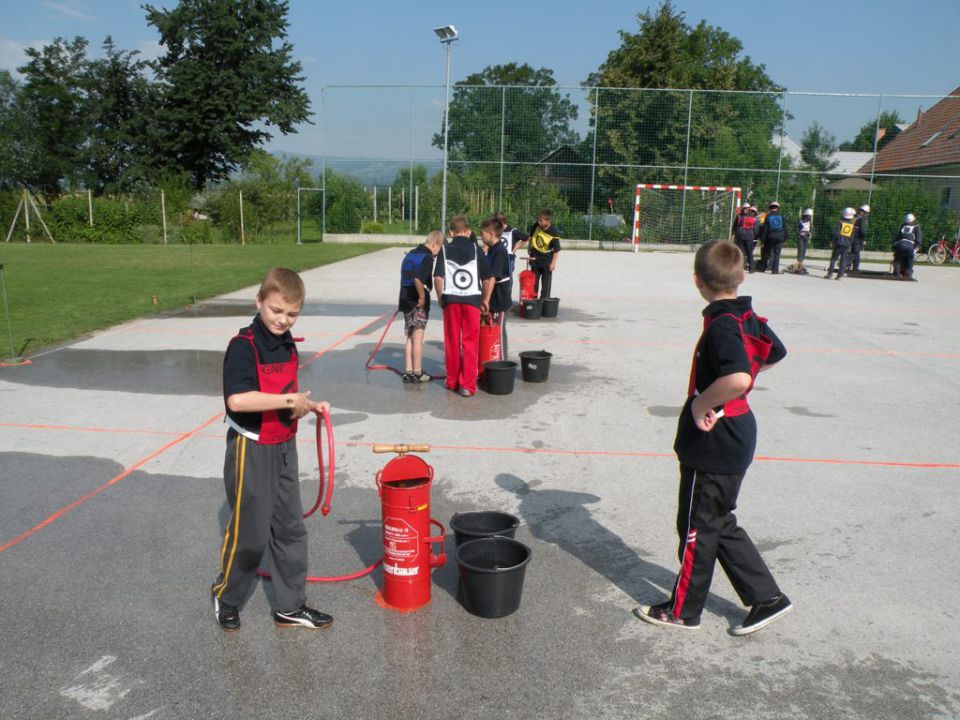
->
<box><xmin>239</xmin><ymin>189</ymin><xmax>245</xmax><ymax>245</ymax></box>
<box><xmin>499</xmin><ymin>85</ymin><xmax>506</xmax><ymax>211</ymax></box>
<box><xmin>320</xmin><ymin>87</ymin><xmax>327</xmax><ymax>240</ymax></box>
<box><xmin>296</xmin><ymin>184</ymin><xmax>302</xmax><ymax>245</ymax></box>
<box><xmin>775</xmin><ymin>92</ymin><xmax>789</xmax><ymax>200</ymax></box>
<box><xmin>867</xmin><ymin>94</ymin><xmax>884</xmax><ymax>209</ymax></box>
<box><xmin>160</xmin><ymin>190</ymin><xmax>168</xmax><ymax>245</ymax></box>
<box><xmin>87</xmin><ymin>189</ymin><xmax>93</xmax><ymax>227</ymax></box>
<box><xmin>414</xmin><ymin>185</ymin><xmax>419</xmax><ymax>232</ymax></box>
<box><xmin>588</xmin><ymin>87</ymin><xmax>600</xmax><ymax>245</ymax></box>
<box><xmin>679</xmin><ymin>89</ymin><xmax>693</xmax><ymax>243</ymax></box>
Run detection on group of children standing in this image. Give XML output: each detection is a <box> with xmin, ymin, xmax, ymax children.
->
<box><xmin>210</xmin><ymin>221</ymin><xmax>795</xmax><ymax>640</ymax></box>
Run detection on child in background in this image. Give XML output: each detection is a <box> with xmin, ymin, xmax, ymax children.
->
<box><xmin>398</xmin><ymin>231</ymin><xmax>442</xmax><ymax>383</ymax></box>
<box><xmin>212</xmin><ymin>267</ymin><xmax>333</xmax><ymax>632</ymax></box>
<box><xmin>635</xmin><ymin>240</ymin><xmax>793</xmax><ymax>636</ymax></box>
<box><xmin>825</xmin><ymin>207</ymin><xmax>856</xmax><ymax>280</ymax></box>
<box><xmin>526</xmin><ymin>208</ymin><xmax>561</xmax><ymax>299</ymax></box>
<box><xmin>481</xmin><ymin>217</ymin><xmax>512</xmax><ymax>359</ymax></box>
<box><xmin>793</xmin><ymin>209</ymin><xmax>812</xmax><ymax>275</ymax></box>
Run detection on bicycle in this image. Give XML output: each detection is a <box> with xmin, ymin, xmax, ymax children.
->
<box><xmin>927</xmin><ymin>233</ymin><xmax>960</xmax><ymax>265</ymax></box>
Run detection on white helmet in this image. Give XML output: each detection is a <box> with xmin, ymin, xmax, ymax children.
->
<box><xmin>904</xmin><ymin>213</ymin><xmax>915</xmax><ymax>223</ymax></box>
<box><xmin>859</xmin><ymin>204</ymin><xmax>870</xmax><ymax>213</ymax></box>
<box><xmin>802</xmin><ymin>208</ymin><xmax>813</xmax><ymax>216</ymax></box>
<box><xmin>842</xmin><ymin>207</ymin><xmax>855</xmax><ymax>220</ymax></box>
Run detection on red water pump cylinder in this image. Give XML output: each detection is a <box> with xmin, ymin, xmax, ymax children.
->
<box><xmin>375</xmin><ymin>447</ymin><xmax>446</xmax><ymax>611</ymax></box>
<box><xmin>477</xmin><ymin>316</ymin><xmax>502</xmax><ymax>378</ymax></box>
<box><xmin>519</xmin><ymin>269</ymin><xmax>536</xmax><ymax>300</ymax></box>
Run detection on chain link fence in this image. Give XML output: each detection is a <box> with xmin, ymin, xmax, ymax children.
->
<box><xmin>311</xmin><ymin>86</ymin><xmax>960</xmax><ymax>249</ymax></box>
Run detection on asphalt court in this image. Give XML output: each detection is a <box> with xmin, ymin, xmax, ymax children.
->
<box><xmin>1</xmin><ymin>248</ymin><xmax>958</xmax><ymax>720</ymax></box>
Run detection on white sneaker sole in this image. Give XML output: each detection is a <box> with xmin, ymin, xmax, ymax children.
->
<box><xmin>731</xmin><ymin>602</ymin><xmax>794</xmax><ymax>636</ymax></box>
<box><xmin>273</xmin><ymin>614</ymin><xmax>333</xmax><ymax>630</ymax></box>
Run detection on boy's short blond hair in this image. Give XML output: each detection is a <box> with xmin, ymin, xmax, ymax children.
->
<box><xmin>257</xmin><ymin>267</ymin><xmax>305</xmax><ymax>305</ymax></box>
<box><xmin>425</xmin><ymin>230</ymin><xmax>443</xmax><ymax>246</ymax></box>
<box><xmin>694</xmin><ymin>240</ymin><xmax>744</xmax><ymax>293</ymax></box>
<box><xmin>449</xmin><ymin>215</ymin><xmax>469</xmax><ymax>234</ymax></box>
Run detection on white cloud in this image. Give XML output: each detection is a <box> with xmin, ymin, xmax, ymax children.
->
<box><xmin>41</xmin><ymin>1</ymin><xmax>93</xmax><ymax>21</ymax></box>
<box><xmin>0</xmin><ymin>36</ymin><xmax>48</xmax><ymax>74</ymax></box>
<box><xmin>134</xmin><ymin>39</ymin><xmax>163</xmax><ymax>62</ymax></box>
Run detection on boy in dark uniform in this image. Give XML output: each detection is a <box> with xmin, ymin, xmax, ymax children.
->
<box><xmin>825</xmin><ymin>207</ymin><xmax>856</xmax><ymax>280</ymax></box>
<box><xmin>434</xmin><ymin>216</ymin><xmax>494</xmax><ymax>397</ymax></box>
<box><xmin>212</xmin><ymin>268</ymin><xmax>333</xmax><ymax>632</ymax></box>
<box><xmin>526</xmin><ymin>208</ymin><xmax>561</xmax><ymax>298</ymax></box>
<box><xmin>635</xmin><ymin>240</ymin><xmax>793</xmax><ymax>635</ymax></box>
<box><xmin>892</xmin><ymin>212</ymin><xmax>921</xmax><ymax>280</ymax></box>
<box><xmin>398</xmin><ymin>231</ymin><xmax>441</xmax><ymax>383</ymax></box>
<box><xmin>757</xmin><ymin>201</ymin><xmax>787</xmax><ymax>274</ymax></box>
<box><xmin>481</xmin><ymin>217</ymin><xmax>512</xmax><ymax>359</ymax></box>
<box><xmin>732</xmin><ymin>204</ymin><xmax>758</xmax><ymax>272</ymax></box>
<box><xmin>850</xmin><ymin>204</ymin><xmax>870</xmax><ymax>271</ymax></box>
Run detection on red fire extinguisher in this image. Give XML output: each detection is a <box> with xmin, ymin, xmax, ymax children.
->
<box><xmin>374</xmin><ymin>444</ymin><xmax>447</xmax><ymax>611</ymax></box>
<box><xmin>477</xmin><ymin>314</ymin><xmax>502</xmax><ymax>379</ymax></box>
<box><xmin>518</xmin><ymin>268</ymin><xmax>536</xmax><ymax>301</ymax></box>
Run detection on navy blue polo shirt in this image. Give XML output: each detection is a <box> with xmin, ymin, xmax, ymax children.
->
<box><xmin>222</xmin><ymin>314</ymin><xmax>298</xmax><ymax>434</ymax></box>
<box><xmin>673</xmin><ymin>297</ymin><xmax>786</xmax><ymax>474</ymax></box>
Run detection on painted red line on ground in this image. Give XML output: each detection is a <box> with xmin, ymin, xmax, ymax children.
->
<box><xmin>302</xmin><ymin>314</ymin><xmax>386</xmax><ymax>365</ymax></box>
<box><xmin>0</xmin><ymin>422</ymin><xmax>176</xmax><ymax>437</ymax></box>
<box><xmin>0</xmin><ymin>411</ymin><xmax>225</xmax><ymax>555</ymax></box>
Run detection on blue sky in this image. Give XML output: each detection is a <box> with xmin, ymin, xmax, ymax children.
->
<box><xmin>2</xmin><ymin>0</ymin><xmax>959</xmax><ymax>157</ymax></box>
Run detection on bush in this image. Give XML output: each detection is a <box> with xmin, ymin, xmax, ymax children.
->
<box><xmin>361</xmin><ymin>220</ymin><xmax>386</xmax><ymax>234</ymax></box>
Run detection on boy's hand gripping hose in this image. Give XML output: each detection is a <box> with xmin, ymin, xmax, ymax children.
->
<box><xmin>257</xmin><ymin>408</ymin><xmax>383</xmax><ymax>583</ymax></box>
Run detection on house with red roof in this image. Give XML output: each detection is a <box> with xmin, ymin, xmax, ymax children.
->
<box><xmin>857</xmin><ymin>87</ymin><xmax>960</xmax><ymax>214</ymax></box>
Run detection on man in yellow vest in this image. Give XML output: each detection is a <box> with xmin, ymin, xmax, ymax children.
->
<box><xmin>825</xmin><ymin>207</ymin><xmax>856</xmax><ymax>280</ymax></box>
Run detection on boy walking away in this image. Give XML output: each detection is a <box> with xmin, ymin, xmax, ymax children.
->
<box><xmin>758</xmin><ymin>201</ymin><xmax>788</xmax><ymax>274</ymax></box>
<box><xmin>892</xmin><ymin>212</ymin><xmax>922</xmax><ymax>280</ymax></box>
<box><xmin>732</xmin><ymin>204</ymin><xmax>758</xmax><ymax>272</ymax></box>
<box><xmin>850</xmin><ymin>204</ymin><xmax>870</xmax><ymax>272</ymax></box>
<box><xmin>434</xmin><ymin>216</ymin><xmax>494</xmax><ymax>397</ymax></box>
<box><xmin>212</xmin><ymin>268</ymin><xmax>333</xmax><ymax>632</ymax></box>
<box><xmin>398</xmin><ymin>231</ymin><xmax>442</xmax><ymax>383</ymax></box>
<box><xmin>792</xmin><ymin>209</ymin><xmax>812</xmax><ymax>274</ymax></box>
<box><xmin>825</xmin><ymin>207</ymin><xmax>856</xmax><ymax>280</ymax></box>
<box><xmin>527</xmin><ymin>208</ymin><xmax>561</xmax><ymax>298</ymax></box>
<box><xmin>635</xmin><ymin>240</ymin><xmax>792</xmax><ymax>636</ymax></box>
<box><xmin>481</xmin><ymin>217</ymin><xmax>512</xmax><ymax>359</ymax></box>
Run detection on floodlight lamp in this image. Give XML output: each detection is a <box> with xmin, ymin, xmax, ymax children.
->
<box><xmin>433</xmin><ymin>25</ymin><xmax>458</xmax><ymax>42</ymax></box>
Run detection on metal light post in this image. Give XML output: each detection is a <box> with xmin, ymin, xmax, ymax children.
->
<box><xmin>434</xmin><ymin>25</ymin><xmax>458</xmax><ymax>236</ymax></box>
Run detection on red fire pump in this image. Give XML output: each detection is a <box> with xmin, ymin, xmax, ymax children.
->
<box><xmin>374</xmin><ymin>444</ymin><xmax>447</xmax><ymax>611</ymax></box>
<box><xmin>477</xmin><ymin>314</ymin><xmax>502</xmax><ymax>379</ymax></box>
<box><xmin>518</xmin><ymin>268</ymin><xmax>536</xmax><ymax>301</ymax></box>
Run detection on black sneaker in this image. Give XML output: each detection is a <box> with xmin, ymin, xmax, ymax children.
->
<box><xmin>402</xmin><ymin>372</ymin><xmax>416</xmax><ymax>383</ymax></box>
<box><xmin>731</xmin><ymin>593</ymin><xmax>793</xmax><ymax>636</ymax></box>
<box><xmin>633</xmin><ymin>601</ymin><xmax>700</xmax><ymax>630</ymax></box>
<box><xmin>273</xmin><ymin>605</ymin><xmax>333</xmax><ymax>629</ymax></box>
<box><xmin>212</xmin><ymin>590</ymin><xmax>240</xmax><ymax>632</ymax></box>
<box><xmin>413</xmin><ymin>371</ymin><xmax>432</xmax><ymax>383</ymax></box>
<box><xmin>458</xmin><ymin>387</ymin><xmax>474</xmax><ymax>397</ymax></box>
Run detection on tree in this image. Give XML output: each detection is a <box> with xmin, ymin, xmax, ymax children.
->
<box><xmin>15</xmin><ymin>37</ymin><xmax>90</xmax><ymax>195</ymax></box>
<box><xmin>82</xmin><ymin>37</ymin><xmax>157</xmax><ymax>194</ymax></box>
<box><xmin>799</xmin><ymin>122</ymin><xmax>838</xmax><ymax>173</ymax></box>
<box><xmin>144</xmin><ymin>0</ymin><xmax>311</xmax><ymax>189</ymax></box>
<box><xmin>838</xmin><ymin>110</ymin><xmax>905</xmax><ymax>151</ymax></box>
<box><xmin>584</xmin><ymin>1</ymin><xmax>783</xmax><ymax>208</ymax></box>
<box><xmin>0</xmin><ymin>70</ymin><xmax>23</xmax><ymax>191</ymax></box>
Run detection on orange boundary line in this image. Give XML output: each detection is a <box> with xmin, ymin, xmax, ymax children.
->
<box><xmin>0</xmin><ymin>411</ymin><xmax>225</xmax><ymax>555</ymax></box>
<box><xmin>302</xmin><ymin>314</ymin><xmax>385</xmax><ymax>366</ymax></box>
<box><xmin>0</xmin><ymin>314</ymin><xmax>385</xmax><ymax>556</ymax></box>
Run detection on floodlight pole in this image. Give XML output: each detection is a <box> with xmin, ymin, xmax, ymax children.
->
<box><xmin>437</xmin><ymin>28</ymin><xmax>458</xmax><ymax>236</ymax></box>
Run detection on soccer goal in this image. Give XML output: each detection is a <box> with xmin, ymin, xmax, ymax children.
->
<box><xmin>631</xmin><ymin>184</ymin><xmax>742</xmax><ymax>252</ymax></box>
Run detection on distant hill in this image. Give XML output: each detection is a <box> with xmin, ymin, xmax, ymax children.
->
<box><xmin>272</xmin><ymin>151</ymin><xmax>442</xmax><ymax>186</ymax></box>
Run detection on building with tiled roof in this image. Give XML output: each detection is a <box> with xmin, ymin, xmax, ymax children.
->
<box><xmin>857</xmin><ymin>87</ymin><xmax>960</xmax><ymax>213</ymax></box>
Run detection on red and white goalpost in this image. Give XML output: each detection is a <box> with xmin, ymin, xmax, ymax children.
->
<box><xmin>631</xmin><ymin>183</ymin><xmax>742</xmax><ymax>252</ymax></box>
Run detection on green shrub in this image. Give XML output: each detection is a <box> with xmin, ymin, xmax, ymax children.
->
<box><xmin>361</xmin><ymin>220</ymin><xmax>386</xmax><ymax>234</ymax></box>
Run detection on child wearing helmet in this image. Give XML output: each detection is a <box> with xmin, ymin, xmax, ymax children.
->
<box><xmin>732</xmin><ymin>204</ymin><xmax>759</xmax><ymax>272</ymax></box>
<box><xmin>792</xmin><ymin>209</ymin><xmax>813</xmax><ymax>275</ymax></box>
<box><xmin>892</xmin><ymin>213</ymin><xmax>921</xmax><ymax>280</ymax></box>
<box><xmin>757</xmin><ymin>201</ymin><xmax>788</xmax><ymax>274</ymax></box>
<box><xmin>849</xmin><ymin>204</ymin><xmax>871</xmax><ymax>272</ymax></box>
<box><xmin>825</xmin><ymin>208</ymin><xmax>856</xmax><ymax>280</ymax></box>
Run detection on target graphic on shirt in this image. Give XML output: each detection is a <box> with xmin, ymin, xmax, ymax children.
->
<box><xmin>453</xmin><ymin>269</ymin><xmax>473</xmax><ymax>289</ymax></box>
<box><xmin>444</xmin><ymin>255</ymin><xmax>479</xmax><ymax>297</ymax></box>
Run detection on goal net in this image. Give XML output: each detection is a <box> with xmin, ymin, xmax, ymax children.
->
<box><xmin>631</xmin><ymin>184</ymin><xmax>742</xmax><ymax>251</ymax></box>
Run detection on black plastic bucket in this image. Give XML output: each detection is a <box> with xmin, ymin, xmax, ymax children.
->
<box><xmin>450</xmin><ymin>510</ymin><xmax>520</xmax><ymax>546</ymax></box>
<box><xmin>541</xmin><ymin>297</ymin><xmax>560</xmax><ymax>318</ymax></box>
<box><xmin>519</xmin><ymin>350</ymin><xmax>552</xmax><ymax>382</ymax></box>
<box><xmin>456</xmin><ymin>537</ymin><xmax>532</xmax><ymax>618</ymax></box>
<box><xmin>519</xmin><ymin>298</ymin><xmax>542</xmax><ymax>319</ymax></box>
<box><xmin>482</xmin><ymin>361</ymin><xmax>517</xmax><ymax>395</ymax></box>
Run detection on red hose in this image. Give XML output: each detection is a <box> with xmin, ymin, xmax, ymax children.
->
<box><xmin>365</xmin><ymin>309</ymin><xmax>446</xmax><ymax>380</ymax></box>
<box><xmin>257</xmin><ymin>408</ymin><xmax>382</xmax><ymax>584</ymax></box>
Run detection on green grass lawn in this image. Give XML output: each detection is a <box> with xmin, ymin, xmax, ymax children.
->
<box><xmin>0</xmin><ymin>242</ymin><xmax>385</xmax><ymax>357</ymax></box>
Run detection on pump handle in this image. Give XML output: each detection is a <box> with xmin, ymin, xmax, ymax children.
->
<box><xmin>372</xmin><ymin>444</ymin><xmax>431</xmax><ymax>455</ymax></box>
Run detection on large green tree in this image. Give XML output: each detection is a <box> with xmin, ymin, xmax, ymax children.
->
<box><xmin>800</xmin><ymin>121</ymin><xmax>839</xmax><ymax>173</ymax></box>
<box><xmin>82</xmin><ymin>38</ymin><xmax>157</xmax><ymax>194</ymax></box>
<box><xmin>584</xmin><ymin>1</ymin><xmax>783</xmax><ymax>211</ymax></box>
<box><xmin>15</xmin><ymin>37</ymin><xmax>90</xmax><ymax>195</ymax></box>
<box><xmin>144</xmin><ymin>0</ymin><xmax>311</xmax><ymax>189</ymax></box>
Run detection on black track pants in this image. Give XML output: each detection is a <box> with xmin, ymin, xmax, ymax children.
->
<box><xmin>669</xmin><ymin>465</ymin><xmax>779</xmax><ymax>621</ymax></box>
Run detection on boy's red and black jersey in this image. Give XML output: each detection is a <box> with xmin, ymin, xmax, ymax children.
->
<box><xmin>673</xmin><ymin>297</ymin><xmax>786</xmax><ymax>474</ymax></box>
<box><xmin>222</xmin><ymin>314</ymin><xmax>299</xmax><ymax>440</ymax></box>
